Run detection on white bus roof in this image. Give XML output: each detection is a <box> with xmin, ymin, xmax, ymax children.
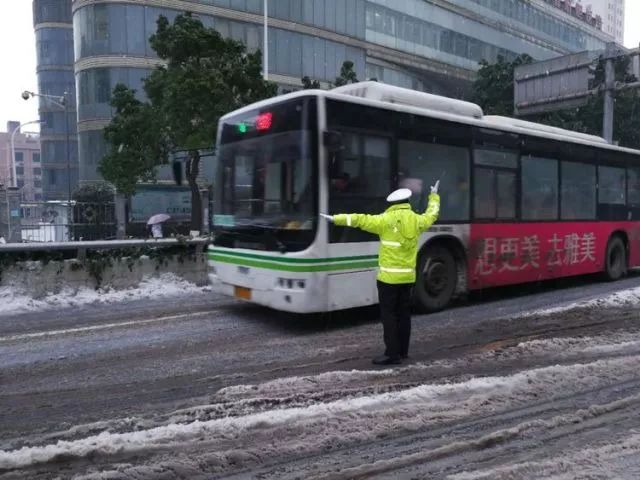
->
<box><xmin>331</xmin><ymin>81</ymin><xmax>484</xmax><ymax>120</ymax></box>
<box><xmin>483</xmin><ymin>115</ymin><xmax>607</xmax><ymax>144</ymax></box>
<box><xmin>219</xmin><ymin>82</ymin><xmax>638</xmax><ymax>156</ymax></box>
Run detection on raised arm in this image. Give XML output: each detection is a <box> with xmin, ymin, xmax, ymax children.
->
<box><xmin>418</xmin><ymin>181</ymin><xmax>441</xmax><ymax>233</ymax></box>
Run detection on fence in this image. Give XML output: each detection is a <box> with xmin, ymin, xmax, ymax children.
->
<box><xmin>0</xmin><ymin>186</ymin><xmax>212</xmax><ymax>243</ymax></box>
<box><xmin>19</xmin><ymin>202</ymin><xmax>116</xmax><ymax>242</ymax></box>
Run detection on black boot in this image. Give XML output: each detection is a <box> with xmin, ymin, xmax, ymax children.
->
<box><xmin>372</xmin><ymin>354</ymin><xmax>402</xmax><ymax>365</ymax></box>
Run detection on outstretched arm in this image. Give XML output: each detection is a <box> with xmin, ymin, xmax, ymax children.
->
<box><xmin>321</xmin><ymin>213</ymin><xmax>384</xmax><ymax>235</ymax></box>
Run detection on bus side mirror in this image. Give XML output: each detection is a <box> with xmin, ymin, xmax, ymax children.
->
<box><xmin>323</xmin><ymin>131</ymin><xmax>343</xmax><ymax>153</ymax></box>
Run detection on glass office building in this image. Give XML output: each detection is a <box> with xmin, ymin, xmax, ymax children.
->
<box><xmin>61</xmin><ymin>0</ymin><xmax>613</xmax><ymax>184</ymax></box>
<box><xmin>33</xmin><ymin>0</ymin><xmax>79</xmax><ymax>200</ymax></box>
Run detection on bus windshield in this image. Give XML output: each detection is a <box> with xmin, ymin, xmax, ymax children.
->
<box><xmin>214</xmin><ymin>97</ymin><xmax>317</xmax><ymax>251</ymax></box>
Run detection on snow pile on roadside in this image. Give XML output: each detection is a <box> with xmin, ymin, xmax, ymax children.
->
<box><xmin>525</xmin><ymin>285</ymin><xmax>640</xmax><ymax>317</ymax></box>
<box><xmin>0</xmin><ymin>274</ymin><xmax>211</xmax><ymax>315</ymax></box>
<box><xmin>592</xmin><ymin>286</ymin><xmax>640</xmax><ymax>307</ymax></box>
<box><xmin>216</xmin><ymin>368</ymin><xmax>400</xmax><ymax>399</ymax></box>
<box><xmin>511</xmin><ymin>331</ymin><xmax>640</xmax><ymax>358</ymax></box>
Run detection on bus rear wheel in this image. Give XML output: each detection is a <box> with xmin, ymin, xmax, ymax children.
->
<box><xmin>604</xmin><ymin>236</ymin><xmax>627</xmax><ymax>281</ymax></box>
<box><xmin>414</xmin><ymin>245</ymin><xmax>457</xmax><ymax>312</ymax></box>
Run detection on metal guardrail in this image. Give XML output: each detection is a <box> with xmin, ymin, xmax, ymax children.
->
<box><xmin>0</xmin><ymin>238</ymin><xmax>210</xmax><ymax>256</ymax></box>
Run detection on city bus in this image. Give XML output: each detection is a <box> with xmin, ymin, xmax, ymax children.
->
<box><xmin>208</xmin><ymin>81</ymin><xmax>640</xmax><ymax>313</ymax></box>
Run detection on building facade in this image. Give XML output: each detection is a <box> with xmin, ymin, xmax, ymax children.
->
<box><xmin>0</xmin><ymin>122</ymin><xmax>43</xmax><ymax>202</ymax></box>
<box><xmin>33</xmin><ymin>0</ymin><xmax>79</xmax><ymax>201</ymax></box>
<box><xmin>587</xmin><ymin>0</ymin><xmax>625</xmax><ymax>44</ymax></box>
<box><xmin>64</xmin><ymin>0</ymin><xmax>613</xmax><ymax>184</ymax></box>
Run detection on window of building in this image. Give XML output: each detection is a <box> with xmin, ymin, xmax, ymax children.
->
<box><xmin>95</xmin><ymin>69</ymin><xmax>111</xmax><ymax>103</ymax></box>
<box><xmin>17</xmin><ymin>180</ymin><xmax>24</xmax><ymax>188</ymax></box>
<box><xmin>124</xmin><ymin>4</ymin><xmax>146</xmax><ymax>54</ymax></box>
<box><xmin>522</xmin><ymin>156</ymin><xmax>559</xmax><ymax>220</ymax></box>
<box><xmin>33</xmin><ymin>168</ymin><xmax>42</xmax><ymax>176</ymax></box>
<box><xmin>15</xmin><ymin>152</ymin><xmax>24</xmax><ymax>163</ymax></box>
<box><xmin>16</xmin><ymin>166</ymin><xmax>24</xmax><ymax>176</ymax></box>
<box><xmin>366</xmin><ymin>3</ymin><xmax>531</xmax><ymax>63</ymax></box>
<box><xmin>95</xmin><ymin>4</ymin><xmax>109</xmax><ymax>41</ymax></box>
<box><xmin>39</xmin><ymin>40</ymin><xmax>50</xmax><ymax>60</ymax></box>
<box><xmin>49</xmin><ymin>170</ymin><xmax>57</xmax><ymax>185</ymax></box>
<box><xmin>35</xmin><ymin>180</ymin><xmax>43</xmax><ymax>188</ymax></box>
<box><xmin>463</xmin><ymin>0</ymin><xmax>599</xmax><ymax>50</ymax></box>
<box><xmin>561</xmin><ymin>161</ymin><xmax>596</xmax><ymax>219</ymax></box>
<box><xmin>33</xmin><ymin>153</ymin><xmax>41</xmax><ymax>163</ymax></box>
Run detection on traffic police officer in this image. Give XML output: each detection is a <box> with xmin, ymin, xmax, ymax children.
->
<box><xmin>321</xmin><ymin>182</ymin><xmax>440</xmax><ymax>365</ymax></box>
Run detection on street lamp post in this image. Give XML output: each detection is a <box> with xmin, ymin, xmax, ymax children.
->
<box><xmin>21</xmin><ymin>90</ymin><xmax>72</xmax><ymax>203</ymax></box>
<box><xmin>263</xmin><ymin>0</ymin><xmax>268</xmax><ymax>81</ymax></box>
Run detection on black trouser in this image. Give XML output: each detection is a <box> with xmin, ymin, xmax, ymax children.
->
<box><xmin>377</xmin><ymin>281</ymin><xmax>412</xmax><ymax>359</ymax></box>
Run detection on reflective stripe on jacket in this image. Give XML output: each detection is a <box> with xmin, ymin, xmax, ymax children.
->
<box><xmin>334</xmin><ymin>193</ymin><xmax>440</xmax><ymax>284</ymax></box>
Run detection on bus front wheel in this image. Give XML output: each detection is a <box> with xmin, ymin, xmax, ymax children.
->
<box><xmin>604</xmin><ymin>236</ymin><xmax>627</xmax><ymax>281</ymax></box>
<box><xmin>415</xmin><ymin>245</ymin><xmax>457</xmax><ymax>312</ymax></box>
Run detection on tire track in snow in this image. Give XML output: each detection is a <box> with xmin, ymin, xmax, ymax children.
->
<box><xmin>5</xmin><ymin>328</ymin><xmax>640</xmax><ymax>454</ymax></box>
<box><xmin>6</xmin><ymin>300</ymin><xmax>636</xmax><ymax>476</ymax></box>
<box><xmin>4</xmin><ymin>353</ymin><xmax>640</xmax><ymax>479</ymax></box>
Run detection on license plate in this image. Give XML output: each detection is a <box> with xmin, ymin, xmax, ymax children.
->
<box><xmin>234</xmin><ymin>286</ymin><xmax>252</xmax><ymax>300</ymax></box>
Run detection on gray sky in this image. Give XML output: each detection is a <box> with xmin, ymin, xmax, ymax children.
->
<box><xmin>624</xmin><ymin>1</ymin><xmax>640</xmax><ymax>49</ymax></box>
<box><xmin>0</xmin><ymin>1</ymin><xmax>39</xmax><ymax>132</ymax></box>
<box><xmin>0</xmin><ymin>0</ymin><xmax>638</xmax><ymax>133</ymax></box>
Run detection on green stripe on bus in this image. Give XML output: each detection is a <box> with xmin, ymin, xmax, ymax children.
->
<box><xmin>207</xmin><ymin>248</ymin><xmax>378</xmax><ymax>264</ymax></box>
<box><xmin>209</xmin><ymin>254</ymin><xmax>378</xmax><ymax>272</ymax></box>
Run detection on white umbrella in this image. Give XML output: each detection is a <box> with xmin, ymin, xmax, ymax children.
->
<box><xmin>147</xmin><ymin>213</ymin><xmax>171</xmax><ymax>225</ymax></box>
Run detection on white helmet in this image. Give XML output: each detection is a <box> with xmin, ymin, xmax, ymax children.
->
<box><xmin>386</xmin><ymin>188</ymin><xmax>412</xmax><ymax>203</ymax></box>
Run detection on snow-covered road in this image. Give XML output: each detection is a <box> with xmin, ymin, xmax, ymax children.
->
<box><xmin>2</xmin><ymin>276</ymin><xmax>640</xmax><ymax>478</ymax></box>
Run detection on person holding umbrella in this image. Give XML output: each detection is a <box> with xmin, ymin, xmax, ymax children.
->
<box><xmin>147</xmin><ymin>213</ymin><xmax>171</xmax><ymax>238</ymax></box>
<box><xmin>320</xmin><ymin>181</ymin><xmax>440</xmax><ymax>365</ymax></box>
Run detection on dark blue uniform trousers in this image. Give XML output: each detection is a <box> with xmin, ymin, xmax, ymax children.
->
<box><xmin>377</xmin><ymin>281</ymin><xmax>412</xmax><ymax>359</ymax></box>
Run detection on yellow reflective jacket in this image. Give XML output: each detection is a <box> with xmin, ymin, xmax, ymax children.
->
<box><xmin>334</xmin><ymin>193</ymin><xmax>440</xmax><ymax>284</ymax></box>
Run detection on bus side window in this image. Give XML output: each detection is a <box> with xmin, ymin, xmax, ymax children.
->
<box><xmin>598</xmin><ymin>165</ymin><xmax>627</xmax><ymax>221</ymax></box>
<box><xmin>561</xmin><ymin>161</ymin><xmax>596</xmax><ymax>220</ymax></box>
<box><xmin>328</xmin><ymin>133</ymin><xmax>391</xmax><ymax>243</ymax></box>
<box><xmin>398</xmin><ymin>140</ymin><xmax>470</xmax><ymax>221</ymax></box>
<box><xmin>473</xmin><ymin>148</ymin><xmax>517</xmax><ymax>221</ymax></box>
<box><xmin>521</xmin><ymin>155</ymin><xmax>559</xmax><ymax>221</ymax></box>
<box><xmin>628</xmin><ymin>168</ymin><xmax>640</xmax><ymax>207</ymax></box>
<box><xmin>627</xmin><ymin>167</ymin><xmax>640</xmax><ymax>220</ymax></box>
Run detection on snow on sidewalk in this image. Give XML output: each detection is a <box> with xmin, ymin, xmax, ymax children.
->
<box><xmin>0</xmin><ymin>274</ymin><xmax>211</xmax><ymax>315</ymax></box>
